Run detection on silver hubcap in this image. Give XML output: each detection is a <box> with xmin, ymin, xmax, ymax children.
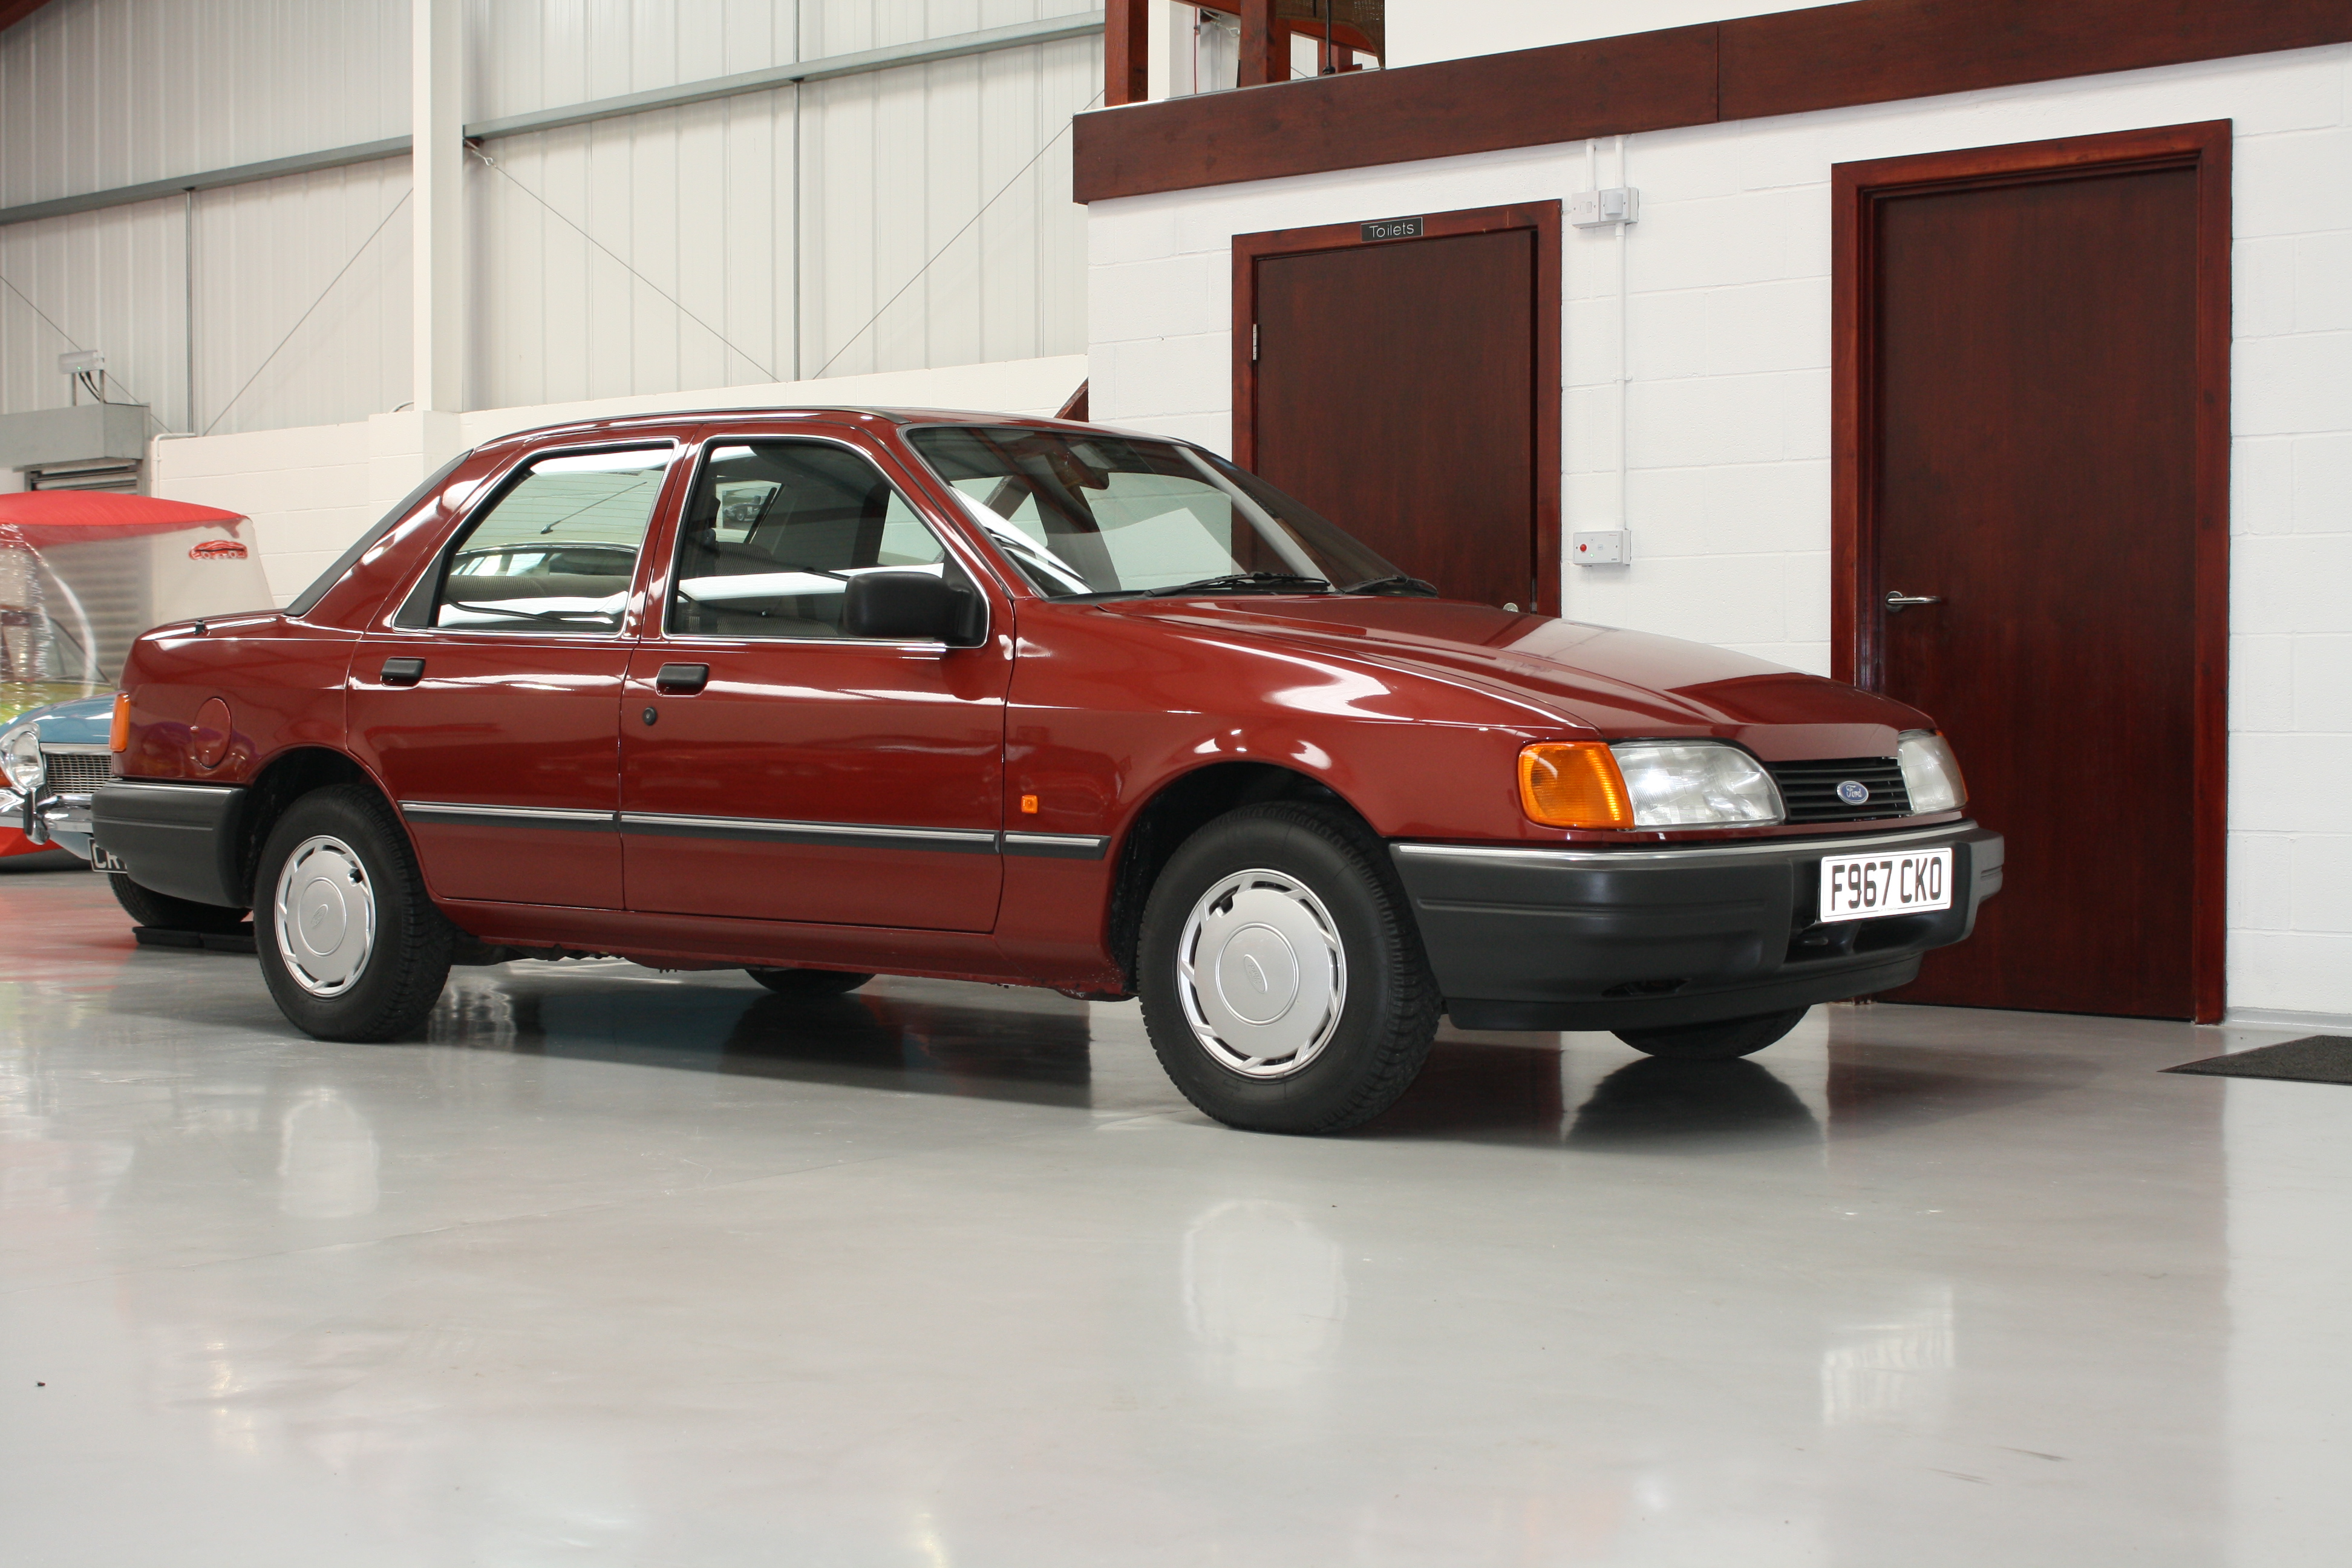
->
<box><xmin>1176</xmin><ymin>868</ymin><xmax>1347</xmax><ymax>1079</ymax></box>
<box><xmin>273</xmin><ymin>835</ymin><xmax>377</xmax><ymax>997</ymax></box>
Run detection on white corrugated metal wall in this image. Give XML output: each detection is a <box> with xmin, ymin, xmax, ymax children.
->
<box><xmin>1</xmin><ymin>0</ymin><xmax>1093</xmax><ymax>440</ymax></box>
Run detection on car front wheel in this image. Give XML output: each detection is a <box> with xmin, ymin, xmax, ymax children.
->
<box><xmin>1613</xmin><ymin>1006</ymin><xmax>1809</xmax><ymax>1061</ymax></box>
<box><xmin>1137</xmin><ymin>803</ymin><xmax>1439</xmax><ymax>1134</ymax></box>
<box><xmin>255</xmin><ymin>784</ymin><xmax>452</xmax><ymax>1042</ymax></box>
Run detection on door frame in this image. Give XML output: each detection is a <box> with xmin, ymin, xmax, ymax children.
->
<box><xmin>1232</xmin><ymin>200</ymin><xmax>1563</xmax><ymax>613</ymax></box>
<box><xmin>1831</xmin><ymin>120</ymin><xmax>2232</xmax><ymax>1022</ymax></box>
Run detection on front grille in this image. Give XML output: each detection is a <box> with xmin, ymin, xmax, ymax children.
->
<box><xmin>1768</xmin><ymin>756</ymin><xmax>1912</xmax><ymax>824</ymax></box>
<box><xmin>41</xmin><ymin>750</ymin><xmax>113</xmax><ymax>796</ymax></box>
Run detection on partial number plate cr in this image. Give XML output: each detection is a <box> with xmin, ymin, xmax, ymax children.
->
<box><xmin>1820</xmin><ymin>847</ymin><xmax>1952</xmax><ymax>923</ymax></box>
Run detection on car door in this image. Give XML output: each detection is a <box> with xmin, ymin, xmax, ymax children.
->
<box><xmin>619</xmin><ymin>433</ymin><xmax>1013</xmax><ymax>931</ymax></box>
<box><xmin>350</xmin><ymin>442</ymin><xmax>682</xmax><ymax>909</ymax></box>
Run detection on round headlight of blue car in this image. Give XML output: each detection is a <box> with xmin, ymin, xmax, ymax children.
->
<box><xmin>1</xmin><ymin>725</ymin><xmax>43</xmax><ymax>792</ymax></box>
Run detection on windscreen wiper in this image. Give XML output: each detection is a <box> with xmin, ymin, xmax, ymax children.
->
<box><xmin>1339</xmin><ymin>573</ymin><xmax>1440</xmax><ymax>596</ymax></box>
<box><xmin>1137</xmin><ymin>572</ymin><xmax>1333</xmax><ymax>598</ymax></box>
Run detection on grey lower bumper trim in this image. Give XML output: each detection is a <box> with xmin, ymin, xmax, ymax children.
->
<box><xmin>91</xmin><ymin>779</ymin><xmax>250</xmax><ymax>909</ymax></box>
<box><xmin>1391</xmin><ymin>821</ymin><xmax>2004</xmax><ymax>1032</ymax></box>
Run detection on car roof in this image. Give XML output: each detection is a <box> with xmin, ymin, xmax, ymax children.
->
<box><xmin>471</xmin><ymin>408</ymin><xmax>1163</xmax><ymax>458</ymax></box>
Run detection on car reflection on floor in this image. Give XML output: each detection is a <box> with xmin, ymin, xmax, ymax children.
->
<box><xmin>425</xmin><ymin>967</ymin><xmax>1099</xmax><ymax>1109</ymax></box>
<box><xmin>415</xmin><ymin>962</ymin><xmax>1839</xmax><ymax>1147</ymax></box>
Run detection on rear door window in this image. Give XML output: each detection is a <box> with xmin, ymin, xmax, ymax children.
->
<box><xmin>431</xmin><ymin>447</ymin><xmax>673</xmax><ymax>633</ymax></box>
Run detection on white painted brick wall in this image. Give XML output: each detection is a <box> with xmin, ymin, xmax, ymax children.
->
<box><xmin>1086</xmin><ymin>44</ymin><xmax>2352</xmax><ymax>1022</ymax></box>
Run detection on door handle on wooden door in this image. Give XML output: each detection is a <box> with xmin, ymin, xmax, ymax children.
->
<box><xmin>1883</xmin><ymin>590</ymin><xmax>1945</xmax><ymax>612</ymax></box>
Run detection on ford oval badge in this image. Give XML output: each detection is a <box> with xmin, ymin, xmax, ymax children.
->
<box><xmin>1836</xmin><ymin>780</ymin><xmax>1871</xmax><ymax>805</ymax></box>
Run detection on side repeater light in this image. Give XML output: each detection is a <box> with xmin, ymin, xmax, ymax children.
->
<box><xmin>109</xmin><ymin>692</ymin><xmax>131</xmax><ymax>753</ymax></box>
<box><xmin>1518</xmin><ymin>742</ymin><xmax>1633</xmax><ymax>829</ymax></box>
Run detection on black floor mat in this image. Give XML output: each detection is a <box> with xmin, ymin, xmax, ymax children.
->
<box><xmin>2166</xmin><ymin>1036</ymin><xmax>2352</xmax><ymax>1085</ymax></box>
<box><xmin>132</xmin><ymin>925</ymin><xmax>258</xmax><ymax>955</ymax></box>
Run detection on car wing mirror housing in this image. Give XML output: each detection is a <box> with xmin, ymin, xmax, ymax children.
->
<box><xmin>843</xmin><ymin>570</ymin><xmax>985</xmax><ymax>645</ymax></box>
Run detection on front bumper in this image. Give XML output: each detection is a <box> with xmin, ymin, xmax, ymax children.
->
<box><xmin>11</xmin><ymin>784</ymin><xmax>94</xmax><ymax>861</ymax></box>
<box><xmin>1391</xmin><ymin>821</ymin><xmax>2003</xmax><ymax>1031</ymax></box>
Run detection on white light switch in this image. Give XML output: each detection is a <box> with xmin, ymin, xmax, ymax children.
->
<box><xmin>1572</xmin><ymin>529</ymin><xmax>1629</xmax><ymax>565</ymax></box>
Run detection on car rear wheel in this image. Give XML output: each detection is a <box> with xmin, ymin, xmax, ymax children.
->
<box><xmin>1137</xmin><ymin>802</ymin><xmax>1439</xmax><ymax>1134</ymax></box>
<box><xmin>1613</xmin><ymin>1006</ymin><xmax>1809</xmax><ymax>1062</ymax></box>
<box><xmin>745</xmin><ymin>967</ymin><xmax>873</xmax><ymax>997</ymax></box>
<box><xmin>255</xmin><ymin>785</ymin><xmax>452</xmax><ymax>1042</ymax></box>
<box><xmin>107</xmin><ymin>872</ymin><xmax>248</xmax><ymax>934</ymax></box>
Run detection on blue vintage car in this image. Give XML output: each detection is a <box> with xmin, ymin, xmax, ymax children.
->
<box><xmin>1</xmin><ymin>693</ymin><xmax>247</xmax><ymax>932</ymax></box>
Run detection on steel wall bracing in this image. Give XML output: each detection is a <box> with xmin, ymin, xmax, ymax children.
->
<box><xmin>0</xmin><ymin>1</ymin><xmax>1098</xmax><ymax>438</ymax></box>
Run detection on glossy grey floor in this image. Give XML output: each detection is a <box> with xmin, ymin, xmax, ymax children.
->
<box><xmin>3</xmin><ymin>863</ymin><xmax>2345</xmax><ymax>1567</ymax></box>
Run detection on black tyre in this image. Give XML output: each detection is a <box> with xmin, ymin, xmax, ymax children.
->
<box><xmin>253</xmin><ymin>784</ymin><xmax>453</xmax><ymax>1042</ymax></box>
<box><xmin>107</xmin><ymin>872</ymin><xmax>249</xmax><ymax>933</ymax></box>
<box><xmin>1136</xmin><ymin>802</ymin><xmax>1439</xmax><ymax>1134</ymax></box>
<box><xmin>1613</xmin><ymin>1005</ymin><xmax>1810</xmax><ymax>1062</ymax></box>
<box><xmin>745</xmin><ymin>967</ymin><xmax>874</xmax><ymax>998</ymax></box>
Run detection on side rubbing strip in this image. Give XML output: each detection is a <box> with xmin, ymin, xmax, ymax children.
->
<box><xmin>402</xmin><ymin>802</ymin><xmax>619</xmax><ymax>832</ymax></box>
<box><xmin>619</xmin><ymin>812</ymin><xmax>1001</xmax><ymax>856</ymax></box>
<box><xmin>1002</xmin><ymin>831</ymin><xmax>1110</xmax><ymax>861</ymax></box>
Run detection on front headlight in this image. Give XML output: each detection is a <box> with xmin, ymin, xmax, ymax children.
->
<box><xmin>1</xmin><ymin>726</ymin><xmax>43</xmax><ymax>792</ymax></box>
<box><xmin>1896</xmin><ymin>730</ymin><xmax>1967</xmax><ymax>813</ymax></box>
<box><xmin>1519</xmin><ymin>740</ymin><xmax>1783</xmax><ymax>829</ymax></box>
<box><xmin>1611</xmin><ymin>741</ymin><xmax>1784</xmax><ymax>827</ymax></box>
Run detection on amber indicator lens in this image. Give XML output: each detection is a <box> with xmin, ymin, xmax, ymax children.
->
<box><xmin>108</xmin><ymin>693</ymin><xmax>131</xmax><ymax>753</ymax></box>
<box><xmin>1518</xmin><ymin>742</ymin><xmax>1633</xmax><ymax>829</ymax></box>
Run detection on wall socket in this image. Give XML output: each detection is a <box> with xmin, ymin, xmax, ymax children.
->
<box><xmin>1572</xmin><ymin>529</ymin><xmax>1629</xmax><ymax>565</ymax></box>
<box><xmin>1567</xmin><ymin>187</ymin><xmax>1640</xmax><ymax>227</ymax></box>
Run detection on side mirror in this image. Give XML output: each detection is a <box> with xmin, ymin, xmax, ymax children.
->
<box><xmin>842</xmin><ymin>571</ymin><xmax>982</xmax><ymax>644</ymax></box>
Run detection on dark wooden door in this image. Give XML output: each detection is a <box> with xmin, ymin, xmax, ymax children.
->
<box><xmin>1248</xmin><ymin>224</ymin><xmax>1546</xmax><ymax>609</ymax></box>
<box><xmin>1858</xmin><ymin>149</ymin><xmax>2218</xmax><ymax>1019</ymax></box>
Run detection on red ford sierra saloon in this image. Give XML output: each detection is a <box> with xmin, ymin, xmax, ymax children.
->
<box><xmin>93</xmin><ymin>409</ymin><xmax>2002</xmax><ymax>1133</ymax></box>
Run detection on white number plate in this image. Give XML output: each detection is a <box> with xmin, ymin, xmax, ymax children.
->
<box><xmin>1819</xmin><ymin>848</ymin><xmax>1952</xmax><ymax>923</ymax></box>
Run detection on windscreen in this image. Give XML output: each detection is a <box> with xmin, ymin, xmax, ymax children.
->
<box><xmin>905</xmin><ymin>426</ymin><xmax>1405</xmax><ymax>599</ymax></box>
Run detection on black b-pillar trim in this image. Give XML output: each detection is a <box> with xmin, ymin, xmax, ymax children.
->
<box><xmin>91</xmin><ymin>781</ymin><xmax>251</xmax><ymax>910</ymax></box>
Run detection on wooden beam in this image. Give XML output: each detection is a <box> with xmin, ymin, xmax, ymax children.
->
<box><xmin>1075</xmin><ymin>0</ymin><xmax>2352</xmax><ymax>203</ymax></box>
<box><xmin>1077</xmin><ymin>24</ymin><xmax>1719</xmax><ymax>202</ymax></box>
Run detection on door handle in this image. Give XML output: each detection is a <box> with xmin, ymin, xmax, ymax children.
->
<box><xmin>381</xmin><ymin>657</ymin><xmax>425</xmax><ymax>686</ymax></box>
<box><xmin>1883</xmin><ymin>590</ymin><xmax>1945</xmax><ymax>613</ymax></box>
<box><xmin>654</xmin><ymin>662</ymin><xmax>710</xmax><ymax>694</ymax></box>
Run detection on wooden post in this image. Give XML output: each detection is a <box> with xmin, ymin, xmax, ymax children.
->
<box><xmin>1238</xmin><ymin>0</ymin><xmax>1285</xmax><ymax>87</ymax></box>
<box><xmin>1105</xmin><ymin>0</ymin><xmax>1149</xmax><ymax>106</ymax></box>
